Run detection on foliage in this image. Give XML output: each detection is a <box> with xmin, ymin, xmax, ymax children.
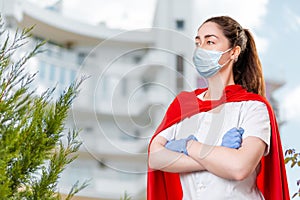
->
<box><xmin>120</xmin><ymin>191</ymin><xmax>131</xmax><ymax>200</ymax></box>
<box><xmin>0</xmin><ymin>16</ymin><xmax>87</xmax><ymax>199</ymax></box>
<box><xmin>285</xmin><ymin>149</ymin><xmax>300</xmax><ymax>198</ymax></box>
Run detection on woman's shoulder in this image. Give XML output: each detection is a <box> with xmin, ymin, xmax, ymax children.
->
<box><xmin>225</xmin><ymin>100</ymin><xmax>268</xmax><ymax>111</ymax></box>
<box><xmin>235</xmin><ymin>100</ymin><xmax>269</xmax><ymax>115</ymax></box>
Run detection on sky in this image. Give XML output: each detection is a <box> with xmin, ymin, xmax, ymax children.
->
<box><xmin>29</xmin><ymin>0</ymin><xmax>300</xmax><ymax>196</ymax></box>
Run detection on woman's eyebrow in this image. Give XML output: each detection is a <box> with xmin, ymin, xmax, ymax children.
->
<box><xmin>195</xmin><ymin>34</ymin><xmax>219</xmax><ymax>40</ymax></box>
<box><xmin>204</xmin><ymin>34</ymin><xmax>219</xmax><ymax>39</ymax></box>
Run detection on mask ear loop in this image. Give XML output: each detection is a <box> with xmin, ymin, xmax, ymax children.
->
<box><xmin>219</xmin><ymin>48</ymin><xmax>233</xmax><ymax>67</ymax></box>
<box><xmin>219</xmin><ymin>58</ymin><xmax>232</xmax><ymax>67</ymax></box>
<box><xmin>219</xmin><ymin>48</ymin><xmax>235</xmax><ymax>67</ymax></box>
<box><xmin>222</xmin><ymin>48</ymin><xmax>232</xmax><ymax>54</ymax></box>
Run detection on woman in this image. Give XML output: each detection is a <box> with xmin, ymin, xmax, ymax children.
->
<box><xmin>148</xmin><ymin>16</ymin><xmax>289</xmax><ymax>200</ymax></box>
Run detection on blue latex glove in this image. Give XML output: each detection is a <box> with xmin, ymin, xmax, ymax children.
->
<box><xmin>165</xmin><ymin>135</ymin><xmax>198</xmax><ymax>155</ymax></box>
<box><xmin>221</xmin><ymin>127</ymin><xmax>244</xmax><ymax>149</ymax></box>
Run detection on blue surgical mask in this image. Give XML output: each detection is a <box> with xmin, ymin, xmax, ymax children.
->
<box><xmin>193</xmin><ymin>47</ymin><xmax>232</xmax><ymax>78</ymax></box>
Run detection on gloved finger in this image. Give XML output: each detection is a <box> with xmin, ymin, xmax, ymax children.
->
<box><xmin>165</xmin><ymin>140</ymin><xmax>178</xmax><ymax>148</ymax></box>
<box><xmin>187</xmin><ymin>135</ymin><xmax>198</xmax><ymax>141</ymax></box>
<box><xmin>228</xmin><ymin>133</ymin><xmax>240</xmax><ymax>141</ymax></box>
<box><xmin>233</xmin><ymin>142</ymin><xmax>241</xmax><ymax>149</ymax></box>
<box><xmin>165</xmin><ymin>141</ymin><xmax>172</xmax><ymax>148</ymax></box>
<box><xmin>165</xmin><ymin>140</ymin><xmax>174</xmax><ymax>147</ymax></box>
<box><xmin>224</xmin><ymin>142</ymin><xmax>237</xmax><ymax>149</ymax></box>
<box><xmin>228</xmin><ymin>138</ymin><xmax>240</xmax><ymax>146</ymax></box>
<box><xmin>234</xmin><ymin>136</ymin><xmax>242</xmax><ymax>144</ymax></box>
<box><xmin>183</xmin><ymin>149</ymin><xmax>188</xmax><ymax>156</ymax></box>
<box><xmin>226</xmin><ymin>135</ymin><xmax>241</xmax><ymax>143</ymax></box>
<box><xmin>228</xmin><ymin>127</ymin><xmax>239</xmax><ymax>133</ymax></box>
<box><xmin>165</xmin><ymin>143</ymin><xmax>180</xmax><ymax>152</ymax></box>
<box><xmin>238</xmin><ymin>127</ymin><xmax>244</xmax><ymax>135</ymax></box>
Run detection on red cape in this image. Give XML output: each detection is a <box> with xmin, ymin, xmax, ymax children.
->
<box><xmin>147</xmin><ymin>85</ymin><xmax>290</xmax><ymax>200</ymax></box>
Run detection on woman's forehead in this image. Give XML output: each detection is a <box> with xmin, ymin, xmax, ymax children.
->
<box><xmin>197</xmin><ymin>22</ymin><xmax>223</xmax><ymax>37</ymax></box>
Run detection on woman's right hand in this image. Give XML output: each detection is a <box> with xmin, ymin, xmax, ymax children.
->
<box><xmin>221</xmin><ymin>127</ymin><xmax>244</xmax><ymax>149</ymax></box>
<box><xmin>164</xmin><ymin>135</ymin><xmax>198</xmax><ymax>155</ymax></box>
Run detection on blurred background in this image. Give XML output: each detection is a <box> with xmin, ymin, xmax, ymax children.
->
<box><xmin>0</xmin><ymin>0</ymin><xmax>299</xmax><ymax>199</ymax></box>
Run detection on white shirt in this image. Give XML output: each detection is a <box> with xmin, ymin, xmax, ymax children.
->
<box><xmin>158</xmin><ymin>92</ymin><xmax>271</xmax><ymax>200</ymax></box>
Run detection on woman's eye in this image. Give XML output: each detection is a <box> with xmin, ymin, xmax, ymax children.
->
<box><xmin>207</xmin><ymin>41</ymin><xmax>214</xmax><ymax>45</ymax></box>
<box><xmin>195</xmin><ymin>42</ymin><xmax>201</xmax><ymax>47</ymax></box>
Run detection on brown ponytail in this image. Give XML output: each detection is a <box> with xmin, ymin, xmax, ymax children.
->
<box><xmin>235</xmin><ymin>29</ymin><xmax>265</xmax><ymax>97</ymax></box>
<box><xmin>204</xmin><ymin>16</ymin><xmax>266</xmax><ymax>97</ymax></box>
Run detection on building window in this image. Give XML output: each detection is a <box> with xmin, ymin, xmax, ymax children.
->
<box><xmin>77</xmin><ymin>52</ymin><xmax>87</xmax><ymax>65</ymax></box>
<box><xmin>59</xmin><ymin>67</ymin><xmax>66</xmax><ymax>84</ymax></box>
<box><xmin>176</xmin><ymin>55</ymin><xmax>184</xmax><ymax>74</ymax></box>
<box><xmin>70</xmin><ymin>70</ymin><xmax>76</xmax><ymax>82</ymax></box>
<box><xmin>133</xmin><ymin>55</ymin><xmax>142</xmax><ymax>63</ymax></box>
<box><xmin>49</xmin><ymin>64</ymin><xmax>56</xmax><ymax>81</ymax></box>
<box><xmin>176</xmin><ymin>55</ymin><xmax>184</xmax><ymax>91</ymax></box>
<box><xmin>39</xmin><ymin>61</ymin><xmax>46</xmax><ymax>79</ymax></box>
<box><xmin>176</xmin><ymin>19</ymin><xmax>185</xmax><ymax>30</ymax></box>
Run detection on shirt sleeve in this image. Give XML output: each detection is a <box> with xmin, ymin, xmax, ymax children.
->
<box><xmin>240</xmin><ymin>101</ymin><xmax>271</xmax><ymax>156</ymax></box>
<box><xmin>157</xmin><ymin>123</ymin><xmax>177</xmax><ymax>141</ymax></box>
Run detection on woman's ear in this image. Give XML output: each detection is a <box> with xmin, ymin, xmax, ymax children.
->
<box><xmin>231</xmin><ymin>46</ymin><xmax>241</xmax><ymax>61</ymax></box>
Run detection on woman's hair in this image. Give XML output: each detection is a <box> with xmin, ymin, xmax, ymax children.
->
<box><xmin>203</xmin><ymin>16</ymin><xmax>265</xmax><ymax>97</ymax></box>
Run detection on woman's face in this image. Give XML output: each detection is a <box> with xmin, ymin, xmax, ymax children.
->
<box><xmin>195</xmin><ymin>22</ymin><xmax>232</xmax><ymax>65</ymax></box>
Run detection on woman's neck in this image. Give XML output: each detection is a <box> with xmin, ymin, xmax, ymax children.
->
<box><xmin>204</xmin><ymin>71</ymin><xmax>235</xmax><ymax>100</ymax></box>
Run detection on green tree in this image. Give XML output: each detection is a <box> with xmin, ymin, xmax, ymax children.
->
<box><xmin>0</xmin><ymin>16</ymin><xmax>87</xmax><ymax>199</ymax></box>
<box><xmin>285</xmin><ymin>149</ymin><xmax>300</xmax><ymax>198</ymax></box>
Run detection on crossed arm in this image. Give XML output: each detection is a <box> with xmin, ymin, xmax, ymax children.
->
<box><xmin>148</xmin><ymin>135</ymin><xmax>266</xmax><ymax>181</ymax></box>
<box><xmin>149</xmin><ymin>135</ymin><xmax>205</xmax><ymax>173</ymax></box>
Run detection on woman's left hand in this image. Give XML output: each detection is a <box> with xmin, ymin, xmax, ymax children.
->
<box><xmin>221</xmin><ymin>127</ymin><xmax>244</xmax><ymax>149</ymax></box>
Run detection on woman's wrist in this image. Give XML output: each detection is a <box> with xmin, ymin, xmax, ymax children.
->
<box><xmin>187</xmin><ymin>140</ymin><xmax>204</xmax><ymax>166</ymax></box>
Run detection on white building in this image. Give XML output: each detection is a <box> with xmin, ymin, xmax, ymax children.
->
<box><xmin>0</xmin><ymin>0</ymin><xmax>283</xmax><ymax>199</ymax></box>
